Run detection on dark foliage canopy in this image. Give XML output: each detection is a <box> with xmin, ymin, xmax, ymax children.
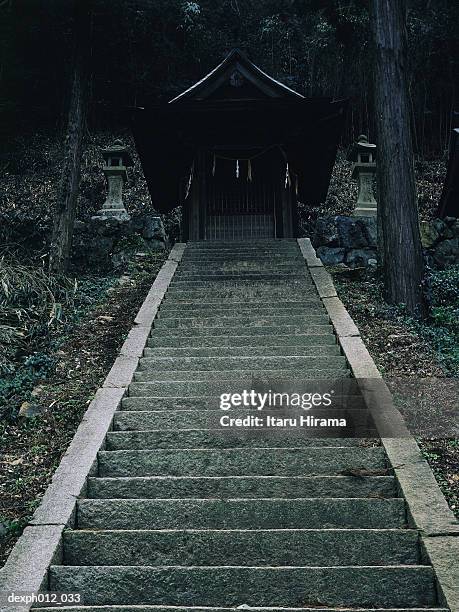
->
<box><xmin>0</xmin><ymin>0</ymin><xmax>458</xmax><ymax>154</ymax></box>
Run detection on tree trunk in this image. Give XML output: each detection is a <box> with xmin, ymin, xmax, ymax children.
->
<box><xmin>49</xmin><ymin>0</ymin><xmax>91</xmax><ymax>274</ymax></box>
<box><xmin>369</xmin><ymin>0</ymin><xmax>427</xmax><ymax>317</ymax></box>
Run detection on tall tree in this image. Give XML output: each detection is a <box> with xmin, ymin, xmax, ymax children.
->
<box><xmin>49</xmin><ymin>0</ymin><xmax>92</xmax><ymax>274</ymax></box>
<box><xmin>369</xmin><ymin>0</ymin><xmax>426</xmax><ymax>316</ymax></box>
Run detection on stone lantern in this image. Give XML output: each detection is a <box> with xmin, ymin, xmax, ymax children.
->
<box><xmin>349</xmin><ymin>134</ymin><xmax>377</xmax><ymax>217</ymax></box>
<box><xmin>97</xmin><ymin>140</ymin><xmax>133</xmax><ymax>219</ymax></box>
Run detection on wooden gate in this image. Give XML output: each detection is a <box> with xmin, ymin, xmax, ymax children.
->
<box><xmin>204</xmin><ymin>175</ymin><xmax>277</xmax><ymax>240</ymax></box>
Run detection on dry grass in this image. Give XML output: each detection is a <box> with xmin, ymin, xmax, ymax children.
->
<box><xmin>0</xmin><ymin>251</ymin><xmax>167</xmax><ymax>565</ymax></box>
<box><xmin>0</xmin><ymin>252</ymin><xmax>75</xmax><ymax>374</ymax></box>
<box><xmin>331</xmin><ymin>265</ymin><xmax>459</xmax><ymax>518</ymax></box>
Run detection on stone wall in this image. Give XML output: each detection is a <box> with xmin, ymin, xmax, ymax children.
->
<box><xmin>72</xmin><ymin>214</ymin><xmax>167</xmax><ymax>271</ymax></box>
<box><xmin>312</xmin><ymin>216</ymin><xmax>378</xmax><ymax>268</ymax></box>
<box><xmin>312</xmin><ymin>215</ymin><xmax>459</xmax><ymax>269</ymax></box>
<box><xmin>420</xmin><ymin>217</ymin><xmax>459</xmax><ymax>268</ymax></box>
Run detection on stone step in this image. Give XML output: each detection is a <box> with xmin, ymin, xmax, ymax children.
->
<box><xmin>183</xmin><ymin>251</ymin><xmax>302</xmax><ymax>256</ymax></box>
<box><xmin>133</xmin><ymin>369</ymin><xmax>350</xmax><ymax>383</ymax></box>
<box><xmin>181</xmin><ymin>249</ymin><xmax>304</xmax><ymax>265</ymax></box>
<box><xmin>160</xmin><ymin>302</ymin><xmax>323</xmax><ymax>313</ymax></box>
<box><xmin>105</xmin><ymin>431</ymin><xmax>374</xmax><ymax>451</ymax></box>
<box><xmin>138</xmin><ymin>356</ymin><xmax>345</xmax><ymax>371</ymax></box>
<box><xmin>182</xmin><ymin>251</ymin><xmax>301</xmax><ymax>258</ymax></box>
<box><xmin>174</xmin><ymin>264</ymin><xmax>306</xmax><ymax>270</ymax></box>
<box><xmin>177</xmin><ymin>265</ymin><xmax>306</xmax><ymax>273</ymax></box>
<box><xmin>97</xmin><ymin>447</ymin><xmax>387</xmax><ymax>477</ymax></box>
<box><xmin>147</xmin><ymin>335</ymin><xmax>337</xmax><ymax>348</ymax></box>
<box><xmin>113</xmin><ymin>408</ymin><xmax>373</xmax><ymax>431</ymax></box>
<box><xmin>168</xmin><ymin>272</ymin><xmax>315</xmax><ymax>292</ymax></box>
<box><xmin>186</xmin><ymin>242</ymin><xmax>299</xmax><ymax>249</ymax></box>
<box><xmin>120</xmin><ymin>395</ymin><xmax>366</xmax><ymax>411</ymax></box>
<box><xmin>184</xmin><ymin>249</ymin><xmax>302</xmax><ymax>255</ymax></box>
<box><xmin>171</xmin><ymin>278</ymin><xmax>310</xmax><ymax>286</ymax></box>
<box><xmin>184</xmin><ymin>244</ymin><xmax>299</xmax><ymax>249</ymax></box>
<box><xmin>183</xmin><ymin>251</ymin><xmax>301</xmax><ymax>258</ymax></box>
<box><xmin>183</xmin><ymin>252</ymin><xmax>300</xmax><ymax>257</ymax></box>
<box><xmin>128</xmin><ymin>374</ymin><xmax>349</xmax><ymax>396</ymax></box>
<box><xmin>185</xmin><ymin>245</ymin><xmax>299</xmax><ymax>248</ymax></box>
<box><xmin>162</xmin><ymin>297</ymin><xmax>321</xmax><ymax>305</ymax></box>
<box><xmin>166</xmin><ymin>287</ymin><xmax>316</xmax><ymax>295</ymax></box>
<box><xmin>185</xmin><ymin>239</ymin><xmax>300</xmax><ymax>247</ymax></box>
<box><xmin>35</xmin><ymin>607</ymin><xmax>450</xmax><ymax>612</ymax></box>
<box><xmin>186</xmin><ymin>239</ymin><xmax>298</xmax><ymax>244</ymax></box>
<box><xmin>182</xmin><ymin>261</ymin><xmax>304</xmax><ymax>265</ymax></box>
<box><xmin>77</xmin><ymin>498</ymin><xmax>403</xmax><ymax>530</ymax></box>
<box><xmin>182</xmin><ymin>257</ymin><xmax>301</xmax><ymax>263</ymax></box>
<box><xmin>185</xmin><ymin>242</ymin><xmax>299</xmax><ymax>249</ymax></box>
<box><xmin>164</xmin><ymin>292</ymin><xmax>323</xmax><ymax>304</ymax></box>
<box><xmin>165</xmin><ymin>292</ymin><xmax>317</xmax><ymax>305</ymax></box>
<box><xmin>158</xmin><ymin>304</ymin><xmax>323</xmax><ymax>316</ymax></box>
<box><xmin>49</xmin><ymin>565</ymin><xmax>436</xmax><ymax>608</ymax></box>
<box><xmin>173</xmin><ymin>274</ymin><xmax>311</xmax><ymax>283</ymax></box>
<box><xmin>153</xmin><ymin>315</ymin><xmax>330</xmax><ymax>329</ymax></box>
<box><xmin>165</xmin><ymin>289</ymin><xmax>318</xmax><ymax>299</ymax></box>
<box><xmin>185</xmin><ymin>240</ymin><xmax>298</xmax><ymax>244</ymax></box>
<box><xmin>133</xmin><ymin>368</ymin><xmax>350</xmax><ymax>382</ymax></box>
<box><xmin>172</xmin><ymin>273</ymin><xmax>309</xmax><ymax>282</ymax></box>
<box><xmin>182</xmin><ymin>257</ymin><xmax>304</xmax><ymax>264</ymax></box>
<box><xmin>130</xmin><ymin>377</ymin><xmax>357</xmax><ymax>394</ymax></box>
<box><xmin>180</xmin><ymin>265</ymin><xmax>305</xmax><ymax>272</ymax></box>
<box><xmin>178</xmin><ymin>258</ymin><xmax>303</xmax><ymax>263</ymax></box>
<box><xmin>149</xmin><ymin>325</ymin><xmax>334</xmax><ymax>337</ymax></box>
<box><xmin>87</xmin><ymin>474</ymin><xmax>397</xmax><ymax>499</ymax></box>
<box><xmin>181</xmin><ymin>250</ymin><xmax>300</xmax><ymax>256</ymax></box>
<box><xmin>157</xmin><ymin>314</ymin><xmax>327</xmax><ymax>325</ymax></box>
<box><xmin>63</xmin><ymin>529</ymin><xmax>420</xmax><ymax>567</ymax></box>
<box><xmin>168</xmin><ymin>280</ymin><xmax>312</xmax><ymax>288</ymax></box>
<box><xmin>143</xmin><ymin>345</ymin><xmax>342</xmax><ymax>358</ymax></box>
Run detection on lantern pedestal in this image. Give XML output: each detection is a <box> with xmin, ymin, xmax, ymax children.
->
<box><xmin>97</xmin><ymin>140</ymin><xmax>133</xmax><ymax>220</ymax></box>
<box><xmin>348</xmin><ymin>135</ymin><xmax>377</xmax><ymax>218</ymax></box>
<box><xmin>97</xmin><ymin>167</ymin><xmax>131</xmax><ymax>220</ymax></box>
<box><xmin>352</xmin><ymin>163</ymin><xmax>377</xmax><ymax>217</ymax></box>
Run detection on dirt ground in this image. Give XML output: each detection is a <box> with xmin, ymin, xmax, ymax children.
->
<box><xmin>0</xmin><ymin>252</ymin><xmax>167</xmax><ymax>565</ymax></box>
<box><xmin>332</xmin><ymin>266</ymin><xmax>459</xmax><ymax>519</ymax></box>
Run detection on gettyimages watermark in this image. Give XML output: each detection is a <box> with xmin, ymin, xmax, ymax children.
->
<box><xmin>219</xmin><ymin>389</ymin><xmax>349</xmax><ymax>430</ymax></box>
<box><xmin>220</xmin><ymin>389</ymin><xmax>335</xmax><ymax>410</ymax></box>
<box><xmin>188</xmin><ymin>377</ymin><xmax>458</xmax><ymax>438</ymax></box>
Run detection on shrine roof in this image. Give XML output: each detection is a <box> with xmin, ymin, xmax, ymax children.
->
<box><xmin>169</xmin><ymin>48</ymin><xmax>304</xmax><ymax>103</ymax></box>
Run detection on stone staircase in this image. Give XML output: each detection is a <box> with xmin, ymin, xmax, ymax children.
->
<box><xmin>39</xmin><ymin>240</ymin><xmax>446</xmax><ymax>611</ymax></box>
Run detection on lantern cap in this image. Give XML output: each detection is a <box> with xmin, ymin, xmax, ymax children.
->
<box><xmin>101</xmin><ymin>140</ymin><xmax>133</xmax><ymax>166</ymax></box>
<box><xmin>348</xmin><ymin>134</ymin><xmax>376</xmax><ymax>162</ymax></box>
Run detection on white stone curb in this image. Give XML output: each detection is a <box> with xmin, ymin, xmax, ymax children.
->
<box><xmin>0</xmin><ymin>243</ymin><xmax>186</xmax><ymax>612</ymax></box>
<box><xmin>299</xmin><ymin>237</ymin><xmax>459</xmax><ymax>612</ymax></box>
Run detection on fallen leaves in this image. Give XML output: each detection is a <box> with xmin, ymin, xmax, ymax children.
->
<box><xmin>0</xmin><ymin>252</ymin><xmax>167</xmax><ymax>565</ymax></box>
<box><xmin>331</xmin><ymin>267</ymin><xmax>458</xmax><ymax>518</ymax></box>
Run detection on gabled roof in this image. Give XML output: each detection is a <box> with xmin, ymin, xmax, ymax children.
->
<box><xmin>170</xmin><ymin>48</ymin><xmax>304</xmax><ymax>103</ymax></box>
<box><xmin>132</xmin><ymin>97</ymin><xmax>348</xmax><ymax>212</ymax></box>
